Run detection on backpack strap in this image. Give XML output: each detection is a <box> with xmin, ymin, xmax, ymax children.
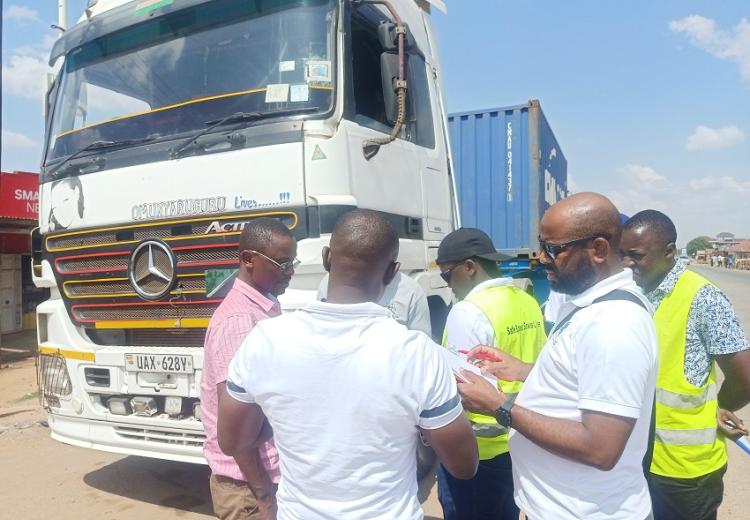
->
<box><xmin>550</xmin><ymin>289</ymin><xmax>647</xmax><ymax>336</ymax></box>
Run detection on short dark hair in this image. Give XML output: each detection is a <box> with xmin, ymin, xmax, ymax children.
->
<box><xmin>330</xmin><ymin>210</ymin><xmax>399</xmax><ymax>263</ymax></box>
<box><xmin>239</xmin><ymin>217</ymin><xmax>293</xmax><ymax>254</ymax></box>
<box><xmin>624</xmin><ymin>210</ymin><xmax>677</xmax><ymax>244</ymax></box>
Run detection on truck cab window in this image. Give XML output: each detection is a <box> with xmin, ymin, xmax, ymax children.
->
<box><xmin>350</xmin><ymin>7</ymin><xmax>435</xmax><ymax>149</ymax></box>
<box><xmin>350</xmin><ymin>8</ymin><xmax>390</xmax><ymax>132</ymax></box>
<box><xmin>409</xmin><ymin>55</ymin><xmax>435</xmax><ymax>149</ymax></box>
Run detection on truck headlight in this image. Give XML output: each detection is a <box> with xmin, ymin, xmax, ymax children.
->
<box><xmin>107</xmin><ymin>397</ymin><xmax>132</xmax><ymax>415</ymax></box>
<box><xmin>164</xmin><ymin>396</ymin><xmax>183</xmax><ymax>417</ymax></box>
<box><xmin>38</xmin><ymin>354</ymin><xmax>73</xmax><ymax>403</ymax></box>
<box><xmin>130</xmin><ymin>396</ymin><xmax>158</xmax><ymax>416</ymax></box>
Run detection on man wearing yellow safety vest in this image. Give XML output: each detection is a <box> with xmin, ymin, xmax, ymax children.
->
<box><xmin>621</xmin><ymin>209</ymin><xmax>750</xmax><ymax>520</ymax></box>
<box><xmin>436</xmin><ymin>228</ymin><xmax>547</xmax><ymax>520</ymax></box>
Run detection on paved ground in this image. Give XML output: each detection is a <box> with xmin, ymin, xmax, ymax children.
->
<box><xmin>0</xmin><ymin>264</ymin><xmax>747</xmax><ymax>519</ymax></box>
<box><xmin>690</xmin><ymin>265</ymin><xmax>750</xmax><ymax>519</ymax></box>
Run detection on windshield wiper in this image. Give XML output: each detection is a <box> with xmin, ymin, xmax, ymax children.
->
<box><xmin>170</xmin><ymin>108</ymin><xmax>319</xmax><ymax>159</ymax></box>
<box><xmin>47</xmin><ymin>137</ymin><xmax>156</xmax><ymax>179</ymax></box>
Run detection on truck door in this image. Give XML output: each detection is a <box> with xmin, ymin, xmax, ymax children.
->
<box><xmin>342</xmin><ymin>4</ymin><xmax>424</xmax><ymax>243</ymax></box>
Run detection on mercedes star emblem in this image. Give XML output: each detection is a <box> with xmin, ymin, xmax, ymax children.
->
<box><xmin>128</xmin><ymin>240</ymin><xmax>176</xmax><ymax>301</ymax></box>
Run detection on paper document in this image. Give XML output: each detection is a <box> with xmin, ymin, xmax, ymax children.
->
<box><xmin>439</xmin><ymin>348</ymin><xmax>498</xmax><ymax>387</ymax></box>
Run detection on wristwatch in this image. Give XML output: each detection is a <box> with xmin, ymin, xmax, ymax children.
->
<box><xmin>494</xmin><ymin>394</ymin><xmax>516</xmax><ymax>429</ymax></box>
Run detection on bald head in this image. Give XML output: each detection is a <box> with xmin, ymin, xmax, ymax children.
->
<box><xmin>543</xmin><ymin>192</ymin><xmax>622</xmax><ymax>249</ymax></box>
<box><xmin>539</xmin><ymin>192</ymin><xmax>624</xmax><ymax>294</ymax></box>
<box><xmin>324</xmin><ymin>210</ymin><xmax>400</xmax><ymax>304</ymax></box>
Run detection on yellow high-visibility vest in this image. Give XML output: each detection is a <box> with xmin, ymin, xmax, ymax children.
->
<box><xmin>651</xmin><ymin>270</ymin><xmax>727</xmax><ymax>478</ymax></box>
<box><xmin>443</xmin><ymin>284</ymin><xmax>546</xmax><ymax>460</ymax></box>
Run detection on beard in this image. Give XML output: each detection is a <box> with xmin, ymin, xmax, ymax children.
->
<box><xmin>548</xmin><ymin>256</ymin><xmax>599</xmax><ymax>295</ymax></box>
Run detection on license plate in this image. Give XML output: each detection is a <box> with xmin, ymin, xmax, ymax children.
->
<box><xmin>125</xmin><ymin>354</ymin><xmax>193</xmax><ymax>374</ymax></box>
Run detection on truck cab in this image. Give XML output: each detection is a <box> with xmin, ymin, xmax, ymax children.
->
<box><xmin>35</xmin><ymin>0</ymin><xmax>456</xmax><ymax>462</ymax></box>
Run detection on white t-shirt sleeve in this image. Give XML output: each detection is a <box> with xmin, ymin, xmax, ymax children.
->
<box><xmin>443</xmin><ymin>301</ymin><xmax>495</xmax><ymax>351</ymax></box>
<box><xmin>576</xmin><ymin>303</ymin><xmax>655</xmax><ymax>419</ymax></box>
<box><xmin>225</xmin><ymin>327</ymin><xmax>264</xmax><ymax>404</ymax></box>
<box><xmin>416</xmin><ymin>336</ymin><xmax>463</xmax><ymax>430</ymax></box>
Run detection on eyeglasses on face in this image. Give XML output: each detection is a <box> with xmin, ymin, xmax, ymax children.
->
<box><xmin>250</xmin><ymin>250</ymin><xmax>300</xmax><ymax>272</ymax></box>
<box><xmin>538</xmin><ymin>235</ymin><xmax>609</xmax><ymax>261</ymax></box>
<box><xmin>440</xmin><ymin>261</ymin><xmax>465</xmax><ymax>284</ymax></box>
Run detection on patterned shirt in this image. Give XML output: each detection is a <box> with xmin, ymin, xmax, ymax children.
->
<box><xmin>647</xmin><ymin>261</ymin><xmax>749</xmax><ymax>387</ymax></box>
<box><xmin>201</xmin><ymin>278</ymin><xmax>281</xmax><ymax>483</ymax></box>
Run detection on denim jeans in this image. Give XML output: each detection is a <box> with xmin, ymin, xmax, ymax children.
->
<box><xmin>437</xmin><ymin>452</ymin><xmax>518</xmax><ymax>520</ymax></box>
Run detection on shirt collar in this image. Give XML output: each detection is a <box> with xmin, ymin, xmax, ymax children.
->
<box><xmin>647</xmin><ymin>260</ymin><xmax>686</xmax><ymax>302</ymax></box>
<box><xmin>465</xmin><ymin>277</ymin><xmax>515</xmax><ymax>299</ymax></box>
<box><xmin>232</xmin><ymin>278</ymin><xmax>278</xmax><ymax>313</ymax></box>
<box><xmin>568</xmin><ymin>268</ymin><xmax>635</xmax><ymax>307</ymax></box>
<box><xmin>304</xmin><ymin>300</ymin><xmax>391</xmax><ymax>318</ymax></box>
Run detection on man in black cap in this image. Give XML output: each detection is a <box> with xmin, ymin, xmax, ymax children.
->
<box><xmin>436</xmin><ymin>228</ymin><xmax>547</xmax><ymax>520</ymax></box>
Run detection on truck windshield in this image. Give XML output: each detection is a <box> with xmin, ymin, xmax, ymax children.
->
<box><xmin>45</xmin><ymin>0</ymin><xmax>337</xmax><ymax>172</ymax></box>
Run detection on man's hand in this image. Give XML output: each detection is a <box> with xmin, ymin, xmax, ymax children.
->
<box><xmin>466</xmin><ymin>345</ymin><xmax>532</xmax><ymax>382</ymax></box>
<box><xmin>718</xmin><ymin>408</ymin><xmax>748</xmax><ymax>440</ymax></box>
<box><xmin>457</xmin><ymin>370</ymin><xmax>505</xmax><ymax>415</ymax></box>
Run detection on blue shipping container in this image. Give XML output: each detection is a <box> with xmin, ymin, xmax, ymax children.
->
<box><xmin>448</xmin><ymin>99</ymin><xmax>568</xmax><ymax>258</ymax></box>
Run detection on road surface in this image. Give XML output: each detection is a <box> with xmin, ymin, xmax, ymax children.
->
<box><xmin>0</xmin><ymin>264</ymin><xmax>748</xmax><ymax>519</ymax></box>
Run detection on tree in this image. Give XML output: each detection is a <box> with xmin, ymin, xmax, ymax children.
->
<box><xmin>686</xmin><ymin>236</ymin><xmax>712</xmax><ymax>257</ymax></box>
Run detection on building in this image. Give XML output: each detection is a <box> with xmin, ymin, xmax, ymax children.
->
<box><xmin>710</xmin><ymin>232</ymin><xmax>741</xmax><ymax>252</ymax></box>
<box><xmin>0</xmin><ymin>171</ymin><xmax>43</xmax><ymax>334</ymax></box>
<box><xmin>729</xmin><ymin>240</ymin><xmax>750</xmax><ymax>270</ymax></box>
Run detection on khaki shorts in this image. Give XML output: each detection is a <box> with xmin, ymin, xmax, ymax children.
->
<box><xmin>209</xmin><ymin>474</ymin><xmax>262</xmax><ymax>520</ymax></box>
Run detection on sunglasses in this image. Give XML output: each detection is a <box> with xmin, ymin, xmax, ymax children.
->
<box><xmin>538</xmin><ymin>235</ymin><xmax>609</xmax><ymax>261</ymax></box>
<box><xmin>250</xmin><ymin>250</ymin><xmax>300</xmax><ymax>272</ymax></box>
<box><xmin>440</xmin><ymin>261</ymin><xmax>465</xmax><ymax>284</ymax></box>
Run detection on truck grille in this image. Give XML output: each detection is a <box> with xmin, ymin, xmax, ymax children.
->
<box><xmin>44</xmin><ymin>211</ymin><xmax>300</xmax><ymax>340</ymax></box>
<box><xmin>85</xmin><ymin>328</ymin><xmax>207</xmax><ymax>347</ymax></box>
<box><xmin>65</xmin><ymin>276</ymin><xmax>206</xmax><ymax>298</ymax></box>
<box><xmin>73</xmin><ymin>302</ymin><xmax>219</xmax><ymax>322</ymax></box>
<box><xmin>46</xmin><ymin>211</ymin><xmax>298</xmax><ymax>252</ymax></box>
<box><xmin>114</xmin><ymin>425</ymin><xmax>205</xmax><ymax>448</ymax></box>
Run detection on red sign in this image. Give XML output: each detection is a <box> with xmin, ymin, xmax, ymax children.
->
<box><xmin>0</xmin><ymin>171</ymin><xmax>39</xmax><ymax>220</ymax></box>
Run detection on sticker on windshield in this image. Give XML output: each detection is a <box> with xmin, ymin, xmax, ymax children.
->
<box><xmin>306</xmin><ymin>61</ymin><xmax>332</xmax><ymax>83</ymax></box>
<box><xmin>290</xmin><ymin>85</ymin><xmax>310</xmax><ymax>103</ymax></box>
<box><xmin>279</xmin><ymin>61</ymin><xmax>296</xmax><ymax>73</ymax></box>
<box><xmin>265</xmin><ymin>84</ymin><xmax>289</xmax><ymax>103</ymax></box>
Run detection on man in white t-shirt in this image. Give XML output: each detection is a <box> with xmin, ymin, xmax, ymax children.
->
<box><xmin>217</xmin><ymin>209</ymin><xmax>478</xmax><ymax>520</ymax></box>
<box><xmin>317</xmin><ymin>271</ymin><xmax>432</xmax><ymax>337</ymax></box>
<box><xmin>458</xmin><ymin>193</ymin><xmax>658</xmax><ymax>520</ymax></box>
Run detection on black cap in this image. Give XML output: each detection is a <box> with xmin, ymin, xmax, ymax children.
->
<box><xmin>437</xmin><ymin>228</ymin><xmax>510</xmax><ymax>265</ymax></box>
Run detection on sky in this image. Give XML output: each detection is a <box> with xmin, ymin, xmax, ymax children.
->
<box><xmin>2</xmin><ymin>1</ymin><xmax>749</xmax><ymax>245</ymax></box>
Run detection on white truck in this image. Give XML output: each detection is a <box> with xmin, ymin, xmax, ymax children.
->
<box><xmin>34</xmin><ymin>0</ymin><xmax>457</xmax><ymax>463</ymax></box>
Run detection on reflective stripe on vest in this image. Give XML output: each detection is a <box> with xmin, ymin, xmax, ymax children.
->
<box><xmin>443</xmin><ymin>284</ymin><xmax>546</xmax><ymax>460</ymax></box>
<box><xmin>650</xmin><ymin>270</ymin><xmax>727</xmax><ymax>478</ymax></box>
<box><xmin>655</xmin><ymin>384</ymin><xmax>717</xmax><ymax>409</ymax></box>
<box><xmin>655</xmin><ymin>427</ymin><xmax>718</xmax><ymax>446</ymax></box>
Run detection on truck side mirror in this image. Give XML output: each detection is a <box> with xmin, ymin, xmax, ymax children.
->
<box><xmin>380</xmin><ymin>53</ymin><xmax>415</xmax><ymax>125</ymax></box>
<box><xmin>380</xmin><ymin>53</ymin><xmax>400</xmax><ymax>124</ymax></box>
<box><xmin>377</xmin><ymin>21</ymin><xmax>413</xmax><ymax>51</ymax></box>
